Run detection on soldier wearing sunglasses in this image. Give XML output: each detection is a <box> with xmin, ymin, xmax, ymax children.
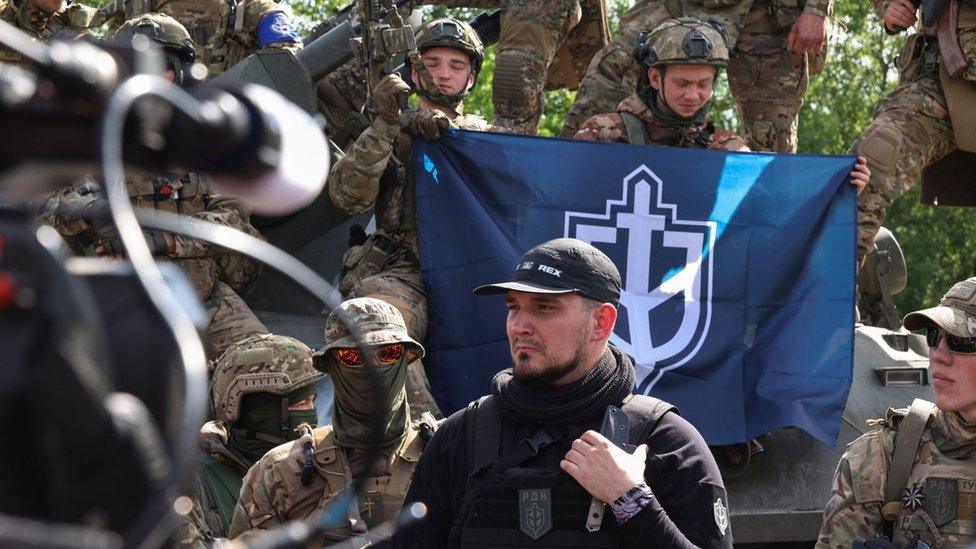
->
<box><xmin>228</xmin><ymin>297</ymin><xmax>436</xmax><ymax>541</ymax></box>
<box><xmin>817</xmin><ymin>277</ymin><xmax>976</xmax><ymax>548</ymax></box>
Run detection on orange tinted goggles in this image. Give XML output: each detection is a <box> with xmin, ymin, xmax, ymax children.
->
<box><xmin>332</xmin><ymin>343</ymin><xmax>405</xmax><ymax>366</ymax></box>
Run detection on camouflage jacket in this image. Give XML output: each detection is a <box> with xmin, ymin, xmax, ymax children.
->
<box><xmin>39</xmin><ymin>173</ymin><xmax>263</xmax><ymax>298</ymax></box>
<box><xmin>155</xmin><ymin>0</ymin><xmax>300</xmax><ymax>77</ymax></box>
<box><xmin>574</xmin><ymin>94</ymin><xmax>749</xmax><ymax>151</ymax></box>
<box><xmin>228</xmin><ymin>423</ymin><xmax>424</xmax><ymax>541</ymax></box>
<box><xmin>0</xmin><ymin>0</ymin><xmax>107</xmax><ymax>64</ymax></box>
<box><xmin>328</xmin><ymin>110</ymin><xmax>490</xmax><ymax>255</ymax></box>
<box><xmin>182</xmin><ymin>421</ymin><xmax>253</xmax><ymax>546</ymax></box>
<box><xmin>817</xmin><ymin>407</ymin><xmax>976</xmax><ymax>548</ymax></box>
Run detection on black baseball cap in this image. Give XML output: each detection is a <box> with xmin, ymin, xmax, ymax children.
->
<box><xmin>473</xmin><ymin>238</ymin><xmax>622</xmax><ymax>306</ymax></box>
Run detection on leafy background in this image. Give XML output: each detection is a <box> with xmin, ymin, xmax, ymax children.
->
<box><xmin>97</xmin><ymin>0</ymin><xmax>976</xmax><ymax>312</ymax></box>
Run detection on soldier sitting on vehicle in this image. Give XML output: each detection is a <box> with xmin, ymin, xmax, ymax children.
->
<box><xmin>0</xmin><ymin>0</ymin><xmax>116</xmax><ymax>64</ymax></box>
<box><xmin>150</xmin><ymin>0</ymin><xmax>301</xmax><ymax>78</ymax></box>
<box><xmin>327</xmin><ymin>17</ymin><xmax>493</xmax><ymax>421</ymax></box>
<box><xmin>229</xmin><ymin>298</ymin><xmax>436</xmax><ymax>542</ymax></box>
<box><xmin>38</xmin><ymin>13</ymin><xmax>269</xmax><ymax>359</ymax></box>
<box><xmin>574</xmin><ymin>17</ymin><xmax>870</xmax><ymax>192</ymax></box>
<box><xmin>183</xmin><ymin>332</ymin><xmax>323</xmax><ymax>545</ymax></box>
<box><xmin>817</xmin><ymin>277</ymin><xmax>976</xmax><ymax>548</ymax></box>
<box><xmin>574</xmin><ymin>18</ymin><xmax>749</xmax><ymax>151</ymax></box>
<box><xmin>851</xmin><ymin>0</ymin><xmax>976</xmax><ymax>269</ymax></box>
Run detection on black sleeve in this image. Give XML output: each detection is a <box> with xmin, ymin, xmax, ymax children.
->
<box><xmin>618</xmin><ymin>411</ymin><xmax>732</xmax><ymax>549</ymax></box>
<box><xmin>391</xmin><ymin>408</ymin><xmax>468</xmax><ymax>548</ymax></box>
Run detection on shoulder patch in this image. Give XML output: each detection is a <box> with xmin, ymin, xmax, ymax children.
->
<box><xmin>256</xmin><ymin>11</ymin><xmax>298</xmax><ymax>47</ymax></box>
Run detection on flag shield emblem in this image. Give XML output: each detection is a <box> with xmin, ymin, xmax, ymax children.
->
<box><xmin>566</xmin><ymin>165</ymin><xmax>715</xmax><ymax>392</ymax></box>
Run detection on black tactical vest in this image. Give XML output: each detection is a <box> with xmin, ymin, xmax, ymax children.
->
<box><xmin>450</xmin><ymin>395</ymin><xmax>676</xmax><ymax>548</ymax></box>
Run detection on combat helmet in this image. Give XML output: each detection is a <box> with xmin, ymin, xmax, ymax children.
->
<box><xmin>211</xmin><ymin>333</ymin><xmax>324</xmax><ymax>424</ymax></box>
<box><xmin>313</xmin><ymin>297</ymin><xmax>424</xmax><ymax>369</ymax></box>
<box><xmin>406</xmin><ymin>17</ymin><xmax>484</xmax><ymax>108</ymax></box>
<box><xmin>632</xmin><ymin>17</ymin><xmax>729</xmax><ymax>124</ymax></box>
<box><xmin>114</xmin><ymin>13</ymin><xmax>197</xmax><ymax>84</ymax></box>
<box><xmin>633</xmin><ymin>17</ymin><xmax>730</xmax><ymax>69</ymax></box>
<box><xmin>415</xmin><ymin>18</ymin><xmax>485</xmax><ymax>75</ymax></box>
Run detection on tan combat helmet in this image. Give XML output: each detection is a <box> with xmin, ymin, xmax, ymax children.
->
<box><xmin>407</xmin><ymin>17</ymin><xmax>484</xmax><ymax>108</ymax></box>
<box><xmin>114</xmin><ymin>12</ymin><xmax>197</xmax><ymax>83</ymax></box>
<box><xmin>415</xmin><ymin>17</ymin><xmax>485</xmax><ymax>75</ymax></box>
<box><xmin>211</xmin><ymin>333</ymin><xmax>324</xmax><ymax>424</ymax></box>
<box><xmin>313</xmin><ymin>297</ymin><xmax>424</xmax><ymax>369</ymax></box>
<box><xmin>633</xmin><ymin>17</ymin><xmax>730</xmax><ymax>69</ymax></box>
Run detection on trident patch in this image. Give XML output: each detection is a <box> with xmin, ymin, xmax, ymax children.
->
<box><xmin>519</xmin><ymin>488</ymin><xmax>552</xmax><ymax>540</ymax></box>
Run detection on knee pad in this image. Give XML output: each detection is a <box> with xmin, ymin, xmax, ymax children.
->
<box><xmin>856</xmin><ymin>122</ymin><xmax>903</xmax><ymax>177</ymax></box>
<box><xmin>493</xmin><ymin>49</ymin><xmax>545</xmax><ymax>109</ymax></box>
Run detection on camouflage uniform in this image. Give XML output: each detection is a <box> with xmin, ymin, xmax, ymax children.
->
<box><xmin>154</xmin><ymin>0</ymin><xmax>301</xmax><ymax>77</ymax></box>
<box><xmin>561</xmin><ymin>0</ymin><xmax>831</xmax><ymax>152</ymax></box>
<box><xmin>40</xmin><ymin>173</ymin><xmax>266</xmax><ymax>358</ymax></box>
<box><xmin>229</xmin><ymin>422</ymin><xmax>426</xmax><ymax>541</ymax></box>
<box><xmin>819</xmin><ymin>278</ymin><xmax>976</xmax><ymax>547</ymax></box>
<box><xmin>817</xmin><ymin>406</ymin><xmax>976</xmax><ymax>548</ymax></box>
<box><xmin>575</xmin><ymin>93</ymin><xmax>748</xmax><ymax>150</ymax></box>
<box><xmin>850</xmin><ymin>0</ymin><xmax>975</xmax><ymax>265</ymax></box>
<box><xmin>327</xmin><ymin>20</ymin><xmax>493</xmax><ymax>419</ymax></box>
<box><xmin>229</xmin><ymin>298</ymin><xmax>431</xmax><ymax>541</ymax></box>
<box><xmin>184</xmin><ymin>333</ymin><xmax>324</xmax><ymax>545</ymax></box>
<box><xmin>424</xmin><ymin>0</ymin><xmax>605</xmax><ymax>134</ymax></box>
<box><xmin>576</xmin><ymin>18</ymin><xmax>748</xmax><ymax>151</ymax></box>
<box><xmin>0</xmin><ymin>0</ymin><xmax>110</xmax><ymax>64</ymax></box>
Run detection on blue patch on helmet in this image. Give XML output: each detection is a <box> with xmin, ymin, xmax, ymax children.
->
<box><xmin>257</xmin><ymin>12</ymin><xmax>299</xmax><ymax>47</ymax></box>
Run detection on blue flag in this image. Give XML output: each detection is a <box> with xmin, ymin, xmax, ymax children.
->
<box><xmin>414</xmin><ymin>130</ymin><xmax>856</xmax><ymax>448</ymax></box>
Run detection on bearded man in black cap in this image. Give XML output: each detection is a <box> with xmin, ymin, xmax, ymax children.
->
<box><xmin>393</xmin><ymin>238</ymin><xmax>731</xmax><ymax>548</ymax></box>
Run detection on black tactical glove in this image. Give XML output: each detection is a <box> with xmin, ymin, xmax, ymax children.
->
<box><xmin>372</xmin><ymin>74</ymin><xmax>411</xmax><ymax>124</ymax></box>
<box><xmin>94</xmin><ymin>220</ymin><xmax>170</xmax><ymax>256</ymax></box>
<box><xmin>404</xmin><ymin>109</ymin><xmax>453</xmax><ymax>140</ymax></box>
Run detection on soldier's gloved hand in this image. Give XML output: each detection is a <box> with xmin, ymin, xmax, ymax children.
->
<box><xmin>372</xmin><ymin>74</ymin><xmax>411</xmax><ymax>125</ymax></box>
<box><xmin>404</xmin><ymin>109</ymin><xmax>453</xmax><ymax>140</ymax></box>
<box><xmin>96</xmin><ymin>226</ymin><xmax>171</xmax><ymax>257</ymax></box>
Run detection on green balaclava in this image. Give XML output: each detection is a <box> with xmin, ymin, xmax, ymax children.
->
<box><xmin>226</xmin><ymin>385</ymin><xmax>318</xmax><ymax>464</ymax></box>
<box><xmin>328</xmin><ymin>349</ymin><xmax>410</xmax><ymax>449</ymax></box>
<box><xmin>313</xmin><ymin>297</ymin><xmax>425</xmax><ymax>449</ymax></box>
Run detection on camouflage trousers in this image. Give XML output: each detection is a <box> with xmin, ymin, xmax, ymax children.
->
<box><xmin>205</xmin><ymin>281</ymin><xmax>268</xmax><ymax>360</ymax></box>
<box><xmin>852</xmin><ymin>68</ymin><xmax>955</xmax><ymax>264</ymax></box>
<box><xmin>340</xmin><ymin>240</ymin><xmax>443</xmax><ymax>419</ymax></box>
<box><xmin>424</xmin><ymin>0</ymin><xmax>582</xmax><ymax>134</ymax></box>
<box><xmin>560</xmin><ymin>0</ymin><xmax>810</xmax><ymax>153</ymax></box>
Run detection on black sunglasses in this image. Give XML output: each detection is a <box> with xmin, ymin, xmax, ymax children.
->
<box><xmin>925</xmin><ymin>325</ymin><xmax>976</xmax><ymax>354</ymax></box>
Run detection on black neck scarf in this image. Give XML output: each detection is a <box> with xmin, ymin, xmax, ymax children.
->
<box><xmin>491</xmin><ymin>345</ymin><xmax>636</xmax><ymax>426</ymax></box>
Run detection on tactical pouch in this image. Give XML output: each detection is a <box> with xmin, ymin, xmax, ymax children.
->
<box><xmin>896</xmin><ymin>32</ymin><xmax>926</xmax><ymax>82</ymax></box>
<box><xmin>338</xmin><ymin>237</ymin><xmax>393</xmax><ymax>297</ymax></box>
